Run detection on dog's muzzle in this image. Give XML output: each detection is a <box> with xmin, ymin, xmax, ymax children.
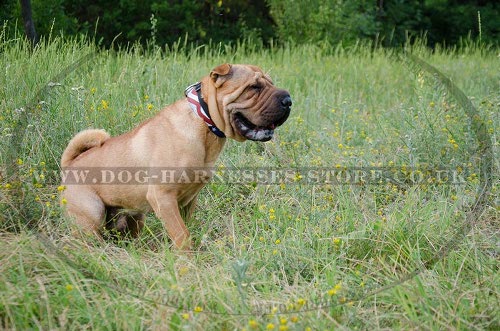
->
<box><xmin>233</xmin><ymin>91</ymin><xmax>292</xmax><ymax>142</ymax></box>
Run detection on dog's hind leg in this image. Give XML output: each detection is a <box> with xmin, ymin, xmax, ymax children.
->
<box><xmin>62</xmin><ymin>187</ymin><xmax>105</xmax><ymax>238</ymax></box>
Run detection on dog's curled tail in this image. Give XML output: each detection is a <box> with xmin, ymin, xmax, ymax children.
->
<box><xmin>61</xmin><ymin>129</ymin><xmax>110</xmax><ymax>167</ymax></box>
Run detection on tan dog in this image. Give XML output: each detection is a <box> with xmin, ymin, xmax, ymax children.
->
<box><xmin>60</xmin><ymin>64</ymin><xmax>291</xmax><ymax>249</ymax></box>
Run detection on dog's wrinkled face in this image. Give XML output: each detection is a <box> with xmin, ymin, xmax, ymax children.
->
<box><xmin>210</xmin><ymin>64</ymin><xmax>292</xmax><ymax>142</ymax></box>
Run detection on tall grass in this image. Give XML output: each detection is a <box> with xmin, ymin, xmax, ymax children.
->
<box><xmin>0</xmin><ymin>34</ymin><xmax>498</xmax><ymax>330</ymax></box>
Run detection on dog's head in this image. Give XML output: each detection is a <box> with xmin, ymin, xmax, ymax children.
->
<box><xmin>202</xmin><ymin>64</ymin><xmax>292</xmax><ymax>142</ymax></box>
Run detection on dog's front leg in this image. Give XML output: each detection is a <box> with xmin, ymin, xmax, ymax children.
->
<box><xmin>147</xmin><ymin>186</ymin><xmax>191</xmax><ymax>250</ymax></box>
<box><xmin>181</xmin><ymin>193</ymin><xmax>198</xmax><ymax>221</ymax></box>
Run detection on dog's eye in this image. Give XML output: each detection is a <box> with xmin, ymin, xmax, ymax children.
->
<box><xmin>250</xmin><ymin>84</ymin><xmax>263</xmax><ymax>91</ymax></box>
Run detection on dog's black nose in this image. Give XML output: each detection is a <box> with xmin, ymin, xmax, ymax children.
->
<box><xmin>281</xmin><ymin>95</ymin><xmax>292</xmax><ymax>108</ymax></box>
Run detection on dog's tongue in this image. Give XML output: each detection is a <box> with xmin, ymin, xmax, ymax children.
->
<box><xmin>269</xmin><ymin>124</ymin><xmax>276</xmax><ymax>130</ymax></box>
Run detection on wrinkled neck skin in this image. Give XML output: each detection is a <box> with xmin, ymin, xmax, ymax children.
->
<box><xmin>201</xmin><ymin>76</ymin><xmax>246</xmax><ymax>142</ymax></box>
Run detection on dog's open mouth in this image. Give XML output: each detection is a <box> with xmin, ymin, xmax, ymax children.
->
<box><xmin>233</xmin><ymin>112</ymin><xmax>279</xmax><ymax>142</ymax></box>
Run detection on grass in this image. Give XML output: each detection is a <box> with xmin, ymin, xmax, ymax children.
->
<box><xmin>0</xmin><ymin>33</ymin><xmax>499</xmax><ymax>330</ymax></box>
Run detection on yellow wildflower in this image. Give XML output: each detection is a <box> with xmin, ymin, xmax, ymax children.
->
<box><xmin>178</xmin><ymin>266</ymin><xmax>189</xmax><ymax>276</ymax></box>
<box><xmin>293</xmin><ymin>172</ymin><xmax>303</xmax><ymax>182</ymax></box>
<box><xmin>101</xmin><ymin>100</ymin><xmax>109</xmax><ymax>110</ymax></box>
<box><xmin>248</xmin><ymin>319</ymin><xmax>259</xmax><ymax>329</ymax></box>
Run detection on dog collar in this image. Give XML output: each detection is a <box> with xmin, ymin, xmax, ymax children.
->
<box><xmin>185</xmin><ymin>82</ymin><xmax>226</xmax><ymax>138</ymax></box>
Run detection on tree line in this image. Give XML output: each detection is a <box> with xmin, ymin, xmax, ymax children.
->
<box><xmin>2</xmin><ymin>0</ymin><xmax>499</xmax><ymax>48</ymax></box>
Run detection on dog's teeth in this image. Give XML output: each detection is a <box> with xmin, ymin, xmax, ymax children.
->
<box><xmin>234</xmin><ymin>112</ymin><xmax>277</xmax><ymax>141</ymax></box>
<box><xmin>247</xmin><ymin>128</ymin><xmax>274</xmax><ymax>141</ymax></box>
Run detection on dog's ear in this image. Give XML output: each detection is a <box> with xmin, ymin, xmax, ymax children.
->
<box><xmin>210</xmin><ymin>63</ymin><xmax>232</xmax><ymax>87</ymax></box>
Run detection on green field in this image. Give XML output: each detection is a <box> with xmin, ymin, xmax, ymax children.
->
<box><xmin>1</xmin><ymin>35</ymin><xmax>498</xmax><ymax>330</ymax></box>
